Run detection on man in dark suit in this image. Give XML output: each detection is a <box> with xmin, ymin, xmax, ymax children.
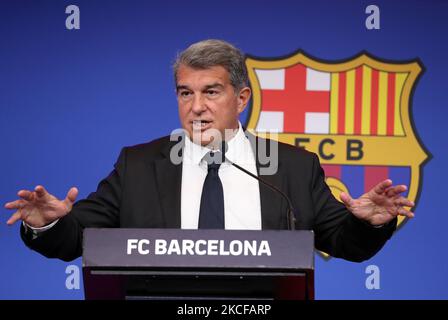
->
<box><xmin>5</xmin><ymin>39</ymin><xmax>414</xmax><ymax>262</ymax></box>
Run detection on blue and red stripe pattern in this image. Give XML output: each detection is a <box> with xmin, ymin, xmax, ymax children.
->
<box><xmin>322</xmin><ymin>164</ymin><xmax>410</xmax><ymax>198</ymax></box>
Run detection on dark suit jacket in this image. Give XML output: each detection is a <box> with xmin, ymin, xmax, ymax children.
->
<box><xmin>21</xmin><ymin>133</ymin><xmax>396</xmax><ymax>262</ymax></box>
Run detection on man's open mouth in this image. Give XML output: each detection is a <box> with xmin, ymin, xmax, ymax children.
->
<box><xmin>192</xmin><ymin>120</ymin><xmax>213</xmax><ymax>130</ymax></box>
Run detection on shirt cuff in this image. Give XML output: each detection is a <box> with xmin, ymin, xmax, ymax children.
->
<box><xmin>23</xmin><ymin>219</ymin><xmax>60</xmax><ymax>239</ymax></box>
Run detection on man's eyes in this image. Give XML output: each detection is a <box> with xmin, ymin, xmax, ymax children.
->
<box><xmin>206</xmin><ymin>90</ymin><xmax>219</xmax><ymax>96</ymax></box>
<box><xmin>178</xmin><ymin>90</ymin><xmax>220</xmax><ymax>97</ymax></box>
<box><xmin>179</xmin><ymin>91</ymin><xmax>192</xmax><ymax>97</ymax></box>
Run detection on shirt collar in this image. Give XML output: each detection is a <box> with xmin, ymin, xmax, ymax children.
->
<box><xmin>224</xmin><ymin>122</ymin><xmax>250</xmax><ymax>165</ymax></box>
<box><xmin>184</xmin><ymin>133</ymin><xmax>210</xmax><ymax>165</ymax></box>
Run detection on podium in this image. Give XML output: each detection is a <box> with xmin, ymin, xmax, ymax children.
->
<box><xmin>82</xmin><ymin>228</ymin><xmax>314</xmax><ymax>300</ymax></box>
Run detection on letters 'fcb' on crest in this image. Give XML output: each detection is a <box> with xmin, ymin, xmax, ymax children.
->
<box><xmin>245</xmin><ymin>51</ymin><xmax>429</xmax><ymax>230</ymax></box>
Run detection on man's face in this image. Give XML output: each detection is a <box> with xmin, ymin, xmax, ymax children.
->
<box><xmin>176</xmin><ymin>64</ymin><xmax>251</xmax><ymax>147</ymax></box>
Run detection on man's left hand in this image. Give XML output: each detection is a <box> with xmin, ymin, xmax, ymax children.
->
<box><xmin>340</xmin><ymin>179</ymin><xmax>415</xmax><ymax>226</ymax></box>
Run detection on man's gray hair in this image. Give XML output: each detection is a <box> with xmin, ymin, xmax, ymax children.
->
<box><xmin>173</xmin><ymin>39</ymin><xmax>249</xmax><ymax>91</ymax></box>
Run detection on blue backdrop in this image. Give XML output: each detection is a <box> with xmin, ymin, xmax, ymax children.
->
<box><xmin>1</xmin><ymin>0</ymin><xmax>447</xmax><ymax>299</ymax></box>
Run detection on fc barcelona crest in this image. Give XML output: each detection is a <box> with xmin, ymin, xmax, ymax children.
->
<box><xmin>245</xmin><ymin>51</ymin><xmax>429</xmax><ymax>232</ymax></box>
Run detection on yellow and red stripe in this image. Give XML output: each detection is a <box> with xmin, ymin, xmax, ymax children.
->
<box><xmin>329</xmin><ymin>66</ymin><xmax>407</xmax><ymax>136</ymax></box>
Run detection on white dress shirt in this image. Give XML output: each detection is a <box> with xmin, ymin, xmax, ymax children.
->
<box><xmin>181</xmin><ymin>122</ymin><xmax>262</xmax><ymax>230</ymax></box>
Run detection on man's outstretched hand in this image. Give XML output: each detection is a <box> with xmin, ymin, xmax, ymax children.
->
<box><xmin>4</xmin><ymin>186</ymin><xmax>78</xmax><ymax>228</ymax></box>
<box><xmin>340</xmin><ymin>179</ymin><xmax>415</xmax><ymax>226</ymax></box>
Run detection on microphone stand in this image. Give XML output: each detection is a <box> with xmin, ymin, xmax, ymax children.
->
<box><xmin>227</xmin><ymin>160</ymin><xmax>297</xmax><ymax>231</ymax></box>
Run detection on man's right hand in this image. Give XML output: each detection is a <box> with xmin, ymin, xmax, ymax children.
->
<box><xmin>4</xmin><ymin>185</ymin><xmax>78</xmax><ymax>228</ymax></box>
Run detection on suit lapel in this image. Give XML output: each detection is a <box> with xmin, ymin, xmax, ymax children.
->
<box><xmin>258</xmin><ymin>171</ymin><xmax>286</xmax><ymax>230</ymax></box>
<box><xmin>154</xmin><ymin>139</ymin><xmax>183</xmax><ymax>228</ymax></box>
<box><xmin>245</xmin><ymin>131</ymin><xmax>285</xmax><ymax>230</ymax></box>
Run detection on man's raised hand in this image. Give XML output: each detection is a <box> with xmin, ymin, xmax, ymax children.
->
<box><xmin>340</xmin><ymin>179</ymin><xmax>415</xmax><ymax>226</ymax></box>
<box><xmin>4</xmin><ymin>186</ymin><xmax>78</xmax><ymax>228</ymax></box>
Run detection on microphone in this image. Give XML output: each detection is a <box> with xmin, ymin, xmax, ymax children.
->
<box><xmin>219</xmin><ymin>141</ymin><xmax>297</xmax><ymax>230</ymax></box>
